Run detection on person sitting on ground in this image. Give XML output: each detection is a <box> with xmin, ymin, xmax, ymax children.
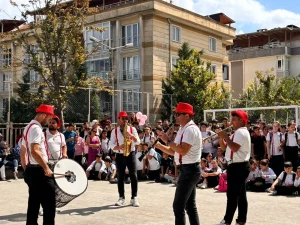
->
<box><xmin>0</xmin><ymin>141</ymin><xmax>18</xmax><ymax>180</ymax></box>
<box><xmin>163</xmin><ymin>156</ymin><xmax>176</xmax><ymax>183</ymax></box>
<box><xmin>104</xmin><ymin>156</ymin><xmax>117</xmax><ymax>184</ymax></box>
<box><xmin>259</xmin><ymin>159</ymin><xmax>276</xmax><ymax>191</ymax></box>
<box><xmin>198</xmin><ymin>158</ymin><xmax>222</xmax><ymax>189</ymax></box>
<box><xmin>157</xmin><ymin>152</ymin><xmax>173</xmax><ymax>182</ymax></box>
<box><xmin>206</xmin><ymin>152</ymin><xmax>213</xmax><ymax>169</ymax></box>
<box><xmin>269</xmin><ymin>161</ymin><xmax>297</xmax><ymax>195</ymax></box>
<box><xmin>197</xmin><ymin>158</ymin><xmax>209</xmax><ymax>187</ymax></box>
<box><xmin>246</xmin><ymin>159</ymin><xmax>260</xmax><ymax>191</ymax></box>
<box><xmin>144</xmin><ymin>143</ymin><xmax>160</xmax><ymax>181</ymax></box>
<box><xmin>294</xmin><ymin>166</ymin><xmax>300</xmax><ymax>195</ymax></box>
<box><xmin>86</xmin><ymin>154</ymin><xmax>106</xmax><ymax>180</ymax></box>
<box><xmin>135</xmin><ymin>144</ymin><xmax>148</xmax><ymax>180</ymax></box>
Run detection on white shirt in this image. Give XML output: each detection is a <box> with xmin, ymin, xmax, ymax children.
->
<box><xmin>147</xmin><ymin>148</ymin><xmax>160</xmax><ymax>171</ymax></box>
<box><xmin>174</xmin><ymin>121</ymin><xmax>202</xmax><ymax>165</ymax></box>
<box><xmin>266</xmin><ymin>132</ymin><xmax>284</xmax><ymax>156</ymax></box>
<box><xmin>201</xmin><ymin>131</ymin><xmax>218</xmax><ymax>154</ymax></box>
<box><xmin>86</xmin><ymin>160</ymin><xmax>105</xmax><ymax>172</ymax></box>
<box><xmin>22</xmin><ymin>120</ymin><xmax>48</xmax><ymax>165</ymax></box>
<box><xmin>260</xmin><ymin>168</ymin><xmax>277</xmax><ymax>184</ymax></box>
<box><xmin>278</xmin><ymin>171</ymin><xmax>295</xmax><ymax>186</ymax></box>
<box><xmin>247</xmin><ymin>168</ymin><xmax>260</xmax><ymax>180</ymax></box>
<box><xmin>45</xmin><ymin>129</ymin><xmax>66</xmax><ymax>163</ymax></box>
<box><xmin>294</xmin><ymin>177</ymin><xmax>300</xmax><ymax>187</ymax></box>
<box><xmin>101</xmin><ymin>138</ymin><xmax>110</xmax><ymax>154</ymax></box>
<box><xmin>109</xmin><ymin>126</ymin><xmax>140</xmax><ymax>153</ymax></box>
<box><xmin>142</xmin><ymin>134</ymin><xmax>154</xmax><ymax>145</ymax></box>
<box><xmin>285</xmin><ymin>132</ymin><xmax>300</xmax><ymax>147</ymax></box>
<box><xmin>105</xmin><ymin>163</ymin><xmax>116</xmax><ymax>174</ymax></box>
<box><xmin>135</xmin><ymin>151</ymin><xmax>145</xmax><ymax>171</ymax></box>
<box><xmin>225</xmin><ymin>127</ymin><xmax>251</xmax><ymax>163</ymax></box>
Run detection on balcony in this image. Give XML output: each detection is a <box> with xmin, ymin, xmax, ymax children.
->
<box><xmin>120</xmin><ymin>69</ymin><xmax>140</xmax><ymax>81</ymax></box>
<box><xmin>228</xmin><ymin>42</ymin><xmax>291</xmax><ymax>61</ymax></box>
<box><xmin>89</xmin><ymin>71</ymin><xmax>111</xmax><ymax>83</ymax></box>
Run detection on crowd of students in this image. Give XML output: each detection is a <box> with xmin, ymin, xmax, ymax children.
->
<box><xmin>1</xmin><ymin>113</ymin><xmax>300</xmax><ymax>197</ymax></box>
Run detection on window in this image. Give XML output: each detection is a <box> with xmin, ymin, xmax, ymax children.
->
<box><xmin>1</xmin><ymin>74</ymin><xmax>11</xmax><ymax>92</ymax></box>
<box><xmin>122</xmin><ymin>88</ymin><xmax>140</xmax><ymax>112</ymax></box>
<box><xmin>0</xmin><ymin>48</ymin><xmax>12</xmax><ymax>68</ymax></box>
<box><xmin>285</xmin><ymin>57</ymin><xmax>290</xmax><ymax>71</ymax></box>
<box><xmin>85</xmin><ymin>22</ymin><xmax>111</xmax><ymax>53</ymax></box>
<box><xmin>122</xmin><ymin>55</ymin><xmax>140</xmax><ymax>81</ymax></box>
<box><xmin>172</xmin><ymin>25</ymin><xmax>181</xmax><ymax>42</ymax></box>
<box><xmin>122</xmin><ymin>23</ymin><xmax>139</xmax><ymax>47</ymax></box>
<box><xmin>30</xmin><ymin>70</ymin><xmax>40</xmax><ymax>89</ymax></box>
<box><xmin>171</xmin><ymin>56</ymin><xmax>180</xmax><ymax>70</ymax></box>
<box><xmin>86</xmin><ymin>58</ymin><xmax>110</xmax><ymax>81</ymax></box>
<box><xmin>23</xmin><ymin>45</ymin><xmax>40</xmax><ymax>88</ymax></box>
<box><xmin>209</xmin><ymin>37</ymin><xmax>217</xmax><ymax>52</ymax></box>
<box><xmin>210</xmin><ymin>65</ymin><xmax>217</xmax><ymax>74</ymax></box>
<box><xmin>277</xmin><ymin>56</ymin><xmax>284</xmax><ymax>71</ymax></box>
<box><xmin>223</xmin><ymin>64</ymin><xmax>229</xmax><ymax>80</ymax></box>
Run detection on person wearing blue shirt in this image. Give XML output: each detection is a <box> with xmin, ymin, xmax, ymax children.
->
<box><xmin>63</xmin><ymin>123</ymin><xmax>77</xmax><ymax>159</ymax></box>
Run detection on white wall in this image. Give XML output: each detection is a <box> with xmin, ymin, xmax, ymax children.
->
<box><xmin>290</xmin><ymin>56</ymin><xmax>300</xmax><ymax>76</ymax></box>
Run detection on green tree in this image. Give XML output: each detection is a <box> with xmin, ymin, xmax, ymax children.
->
<box><xmin>161</xmin><ymin>42</ymin><xmax>230</xmax><ymax>122</ymax></box>
<box><xmin>11</xmin><ymin>0</ymin><xmax>106</xmax><ymax>127</ymax></box>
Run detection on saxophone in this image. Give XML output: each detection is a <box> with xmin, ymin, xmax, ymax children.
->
<box><xmin>123</xmin><ymin>122</ymin><xmax>132</xmax><ymax>157</ymax></box>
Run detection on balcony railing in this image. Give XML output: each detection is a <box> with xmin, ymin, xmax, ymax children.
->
<box><xmin>120</xmin><ymin>69</ymin><xmax>140</xmax><ymax>81</ymax></box>
<box><xmin>228</xmin><ymin>42</ymin><xmax>291</xmax><ymax>54</ymax></box>
<box><xmin>89</xmin><ymin>71</ymin><xmax>111</xmax><ymax>82</ymax></box>
<box><xmin>98</xmin><ymin>0</ymin><xmax>138</xmax><ymax>11</ymax></box>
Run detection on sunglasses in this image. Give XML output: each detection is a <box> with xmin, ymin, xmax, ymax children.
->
<box><xmin>121</xmin><ymin>117</ymin><xmax>129</xmax><ymax>120</ymax></box>
<box><xmin>174</xmin><ymin>112</ymin><xmax>186</xmax><ymax>117</ymax></box>
<box><xmin>92</xmin><ymin>130</ymin><xmax>97</xmax><ymax>132</ymax></box>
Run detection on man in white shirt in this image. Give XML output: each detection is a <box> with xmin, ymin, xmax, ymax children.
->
<box><xmin>86</xmin><ymin>154</ymin><xmax>106</xmax><ymax>180</ymax></box>
<box><xmin>266</xmin><ymin>121</ymin><xmax>285</xmax><ymax>176</ymax></box>
<box><xmin>156</xmin><ymin>102</ymin><xmax>202</xmax><ymax>225</ymax></box>
<box><xmin>21</xmin><ymin>104</ymin><xmax>56</xmax><ymax>225</ymax></box>
<box><xmin>109</xmin><ymin>111</ymin><xmax>140</xmax><ymax>207</ymax></box>
<box><xmin>200</xmin><ymin>121</ymin><xmax>218</xmax><ymax>158</ymax></box>
<box><xmin>218</xmin><ymin>110</ymin><xmax>251</xmax><ymax>225</ymax></box>
<box><xmin>45</xmin><ymin>116</ymin><xmax>67</xmax><ymax>164</ymax></box>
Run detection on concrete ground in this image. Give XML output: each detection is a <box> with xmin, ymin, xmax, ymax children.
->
<box><xmin>0</xmin><ymin>179</ymin><xmax>299</xmax><ymax>225</ymax></box>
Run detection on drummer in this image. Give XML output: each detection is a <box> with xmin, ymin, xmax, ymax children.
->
<box><xmin>39</xmin><ymin>115</ymin><xmax>67</xmax><ymax>216</ymax></box>
<box><xmin>21</xmin><ymin>104</ymin><xmax>56</xmax><ymax>225</ymax></box>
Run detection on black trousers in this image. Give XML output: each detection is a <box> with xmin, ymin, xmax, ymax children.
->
<box><xmin>25</xmin><ymin>166</ymin><xmax>56</xmax><ymax>225</ymax></box>
<box><xmin>224</xmin><ymin>162</ymin><xmax>250</xmax><ymax>224</ymax></box>
<box><xmin>270</xmin><ymin>155</ymin><xmax>284</xmax><ymax>177</ymax></box>
<box><xmin>173</xmin><ymin>162</ymin><xmax>201</xmax><ymax>225</ymax></box>
<box><xmin>285</xmin><ymin>146</ymin><xmax>298</xmax><ymax>171</ymax></box>
<box><xmin>116</xmin><ymin>151</ymin><xmax>138</xmax><ymax>199</ymax></box>
<box><xmin>74</xmin><ymin>155</ymin><xmax>83</xmax><ymax>167</ymax></box>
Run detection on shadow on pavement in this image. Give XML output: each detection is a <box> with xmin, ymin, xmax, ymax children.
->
<box><xmin>0</xmin><ymin>213</ymin><xmax>27</xmax><ymax>222</ymax></box>
<box><xmin>58</xmin><ymin>204</ymin><xmax>130</xmax><ymax>216</ymax></box>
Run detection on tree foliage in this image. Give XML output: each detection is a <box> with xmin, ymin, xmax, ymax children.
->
<box><xmin>161</xmin><ymin>42</ymin><xmax>230</xmax><ymax>122</ymax></box>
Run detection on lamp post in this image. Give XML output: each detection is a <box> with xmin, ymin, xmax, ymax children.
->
<box><xmin>89</xmin><ymin>36</ymin><xmax>133</xmax><ymax>123</ymax></box>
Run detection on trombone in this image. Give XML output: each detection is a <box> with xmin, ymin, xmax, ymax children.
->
<box><xmin>202</xmin><ymin>126</ymin><xmax>233</xmax><ymax>144</ymax></box>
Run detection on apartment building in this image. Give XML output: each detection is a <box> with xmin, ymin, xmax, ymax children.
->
<box><xmin>0</xmin><ymin>0</ymin><xmax>236</xmax><ymax>122</ymax></box>
<box><xmin>228</xmin><ymin>25</ymin><xmax>300</xmax><ymax>98</ymax></box>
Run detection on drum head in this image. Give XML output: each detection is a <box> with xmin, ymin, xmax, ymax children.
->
<box><xmin>54</xmin><ymin>159</ymin><xmax>88</xmax><ymax>196</ymax></box>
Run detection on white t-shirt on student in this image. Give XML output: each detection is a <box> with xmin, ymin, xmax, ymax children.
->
<box><xmin>278</xmin><ymin>172</ymin><xmax>295</xmax><ymax>186</ymax></box>
<box><xmin>225</xmin><ymin>127</ymin><xmax>251</xmax><ymax>163</ymax></box>
<box><xmin>45</xmin><ymin>129</ymin><xmax>66</xmax><ymax>162</ymax></box>
<box><xmin>86</xmin><ymin>160</ymin><xmax>106</xmax><ymax>173</ymax></box>
<box><xmin>22</xmin><ymin>120</ymin><xmax>48</xmax><ymax>165</ymax></box>
<box><xmin>174</xmin><ymin>121</ymin><xmax>202</xmax><ymax>165</ymax></box>
<box><xmin>247</xmin><ymin>168</ymin><xmax>260</xmax><ymax>180</ymax></box>
<box><xmin>266</xmin><ymin>132</ymin><xmax>284</xmax><ymax>156</ymax></box>
<box><xmin>201</xmin><ymin>131</ymin><xmax>218</xmax><ymax>154</ymax></box>
<box><xmin>135</xmin><ymin>151</ymin><xmax>145</xmax><ymax>171</ymax></box>
<box><xmin>106</xmin><ymin>163</ymin><xmax>116</xmax><ymax>174</ymax></box>
<box><xmin>101</xmin><ymin>138</ymin><xmax>110</xmax><ymax>154</ymax></box>
<box><xmin>285</xmin><ymin>132</ymin><xmax>300</xmax><ymax>147</ymax></box>
<box><xmin>294</xmin><ymin>177</ymin><xmax>300</xmax><ymax>187</ymax></box>
<box><xmin>147</xmin><ymin>148</ymin><xmax>160</xmax><ymax>171</ymax></box>
<box><xmin>260</xmin><ymin>167</ymin><xmax>277</xmax><ymax>184</ymax></box>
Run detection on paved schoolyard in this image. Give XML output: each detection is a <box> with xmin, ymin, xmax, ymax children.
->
<box><xmin>0</xmin><ymin>179</ymin><xmax>299</xmax><ymax>225</ymax></box>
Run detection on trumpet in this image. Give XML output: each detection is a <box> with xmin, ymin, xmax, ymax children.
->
<box><xmin>202</xmin><ymin>126</ymin><xmax>233</xmax><ymax>144</ymax></box>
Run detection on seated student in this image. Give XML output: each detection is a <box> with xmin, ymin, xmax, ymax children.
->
<box><xmin>157</xmin><ymin>152</ymin><xmax>173</xmax><ymax>182</ymax></box>
<box><xmin>269</xmin><ymin>161</ymin><xmax>297</xmax><ymax>195</ymax></box>
<box><xmin>259</xmin><ymin>159</ymin><xmax>277</xmax><ymax>191</ymax></box>
<box><xmin>198</xmin><ymin>158</ymin><xmax>222</xmax><ymax>189</ymax></box>
<box><xmin>0</xmin><ymin>141</ymin><xmax>18</xmax><ymax>180</ymax></box>
<box><xmin>135</xmin><ymin>144</ymin><xmax>148</xmax><ymax>180</ymax></box>
<box><xmin>104</xmin><ymin>156</ymin><xmax>117</xmax><ymax>184</ymax></box>
<box><xmin>144</xmin><ymin>143</ymin><xmax>160</xmax><ymax>181</ymax></box>
<box><xmin>216</xmin><ymin>147</ymin><xmax>227</xmax><ymax>171</ymax></box>
<box><xmin>246</xmin><ymin>159</ymin><xmax>260</xmax><ymax>190</ymax></box>
<box><xmin>294</xmin><ymin>166</ymin><xmax>300</xmax><ymax>195</ymax></box>
<box><xmin>197</xmin><ymin>158</ymin><xmax>209</xmax><ymax>187</ymax></box>
<box><xmin>164</xmin><ymin>157</ymin><xmax>176</xmax><ymax>183</ymax></box>
<box><xmin>206</xmin><ymin>152</ymin><xmax>213</xmax><ymax>169</ymax></box>
<box><xmin>86</xmin><ymin>154</ymin><xmax>106</xmax><ymax>180</ymax></box>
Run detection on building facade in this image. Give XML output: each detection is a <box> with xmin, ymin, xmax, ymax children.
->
<box><xmin>0</xmin><ymin>0</ymin><xmax>235</xmax><ymax>123</ymax></box>
<box><xmin>228</xmin><ymin>25</ymin><xmax>300</xmax><ymax>99</ymax></box>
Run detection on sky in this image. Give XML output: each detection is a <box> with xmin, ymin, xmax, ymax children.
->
<box><xmin>1</xmin><ymin>0</ymin><xmax>300</xmax><ymax>34</ymax></box>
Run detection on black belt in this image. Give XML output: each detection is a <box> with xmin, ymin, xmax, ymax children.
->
<box><xmin>27</xmin><ymin>163</ymin><xmax>53</xmax><ymax>168</ymax></box>
<box><xmin>178</xmin><ymin>162</ymin><xmax>199</xmax><ymax>168</ymax></box>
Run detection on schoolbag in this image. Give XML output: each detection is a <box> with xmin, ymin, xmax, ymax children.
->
<box><xmin>153</xmin><ymin>151</ymin><xmax>162</xmax><ymax>164</ymax></box>
<box><xmin>281</xmin><ymin>171</ymin><xmax>296</xmax><ymax>186</ymax></box>
<box><xmin>218</xmin><ymin>173</ymin><xmax>227</xmax><ymax>192</ymax></box>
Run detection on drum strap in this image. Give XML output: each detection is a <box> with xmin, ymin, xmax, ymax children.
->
<box><xmin>44</xmin><ymin>131</ymin><xmax>63</xmax><ymax>159</ymax></box>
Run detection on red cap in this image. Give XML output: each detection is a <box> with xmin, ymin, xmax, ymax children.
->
<box><xmin>36</xmin><ymin>104</ymin><xmax>55</xmax><ymax>116</ymax></box>
<box><xmin>174</xmin><ymin>102</ymin><xmax>195</xmax><ymax>115</ymax></box>
<box><xmin>231</xmin><ymin>110</ymin><xmax>248</xmax><ymax>124</ymax></box>
<box><xmin>118</xmin><ymin>111</ymin><xmax>128</xmax><ymax>118</ymax></box>
<box><xmin>52</xmin><ymin>115</ymin><xmax>61</xmax><ymax>127</ymax></box>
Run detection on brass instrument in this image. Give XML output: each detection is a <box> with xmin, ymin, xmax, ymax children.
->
<box><xmin>123</xmin><ymin>122</ymin><xmax>132</xmax><ymax>157</ymax></box>
<box><xmin>202</xmin><ymin>126</ymin><xmax>233</xmax><ymax>144</ymax></box>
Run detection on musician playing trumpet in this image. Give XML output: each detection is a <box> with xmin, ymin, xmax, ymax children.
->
<box><xmin>200</xmin><ymin>121</ymin><xmax>219</xmax><ymax>158</ymax></box>
<box><xmin>109</xmin><ymin>111</ymin><xmax>140</xmax><ymax>207</ymax></box>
